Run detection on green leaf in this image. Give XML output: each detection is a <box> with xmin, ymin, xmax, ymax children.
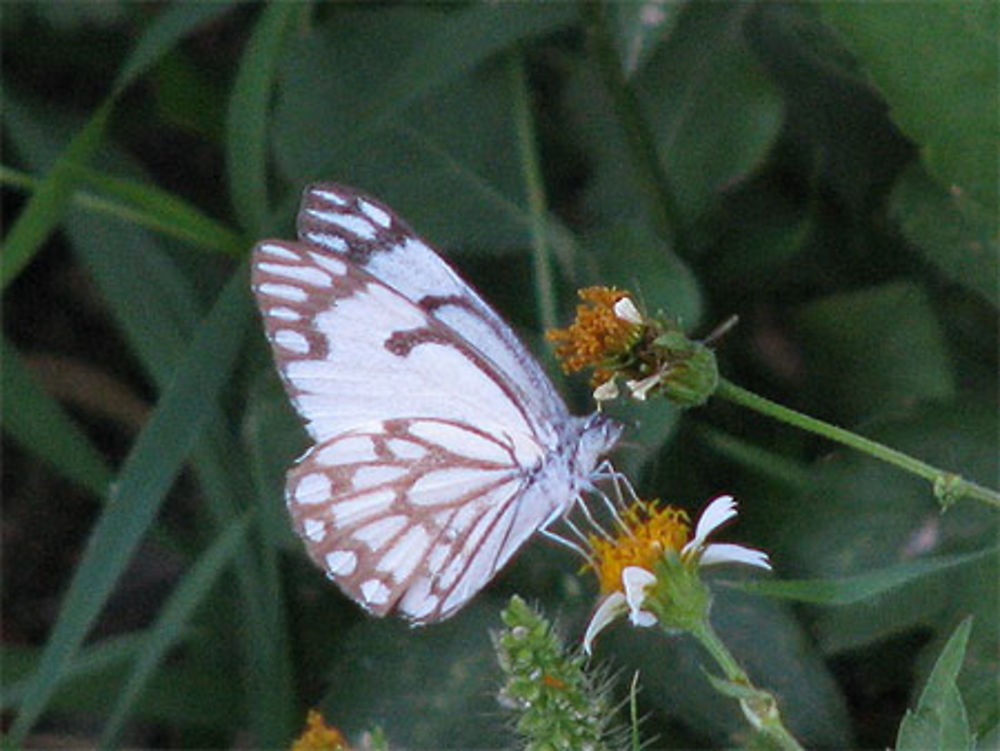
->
<box><xmin>0</xmin><ymin>337</ymin><xmax>112</xmax><ymax>497</ymax></box>
<box><xmin>100</xmin><ymin>514</ymin><xmax>253</xmax><ymax>748</ymax></box>
<box><xmin>113</xmin><ymin>3</ymin><xmax>239</xmax><ymax>96</ymax></box>
<box><xmin>727</xmin><ymin>546</ymin><xmax>997</xmax><ymax>605</ymax></box>
<box><xmin>601</xmin><ymin>584</ymin><xmax>851</xmax><ymax>747</ymax></box>
<box><xmin>1</xmin><ymin>103</ymin><xmax>111</xmax><ymax>290</ymax></box>
<box><xmin>889</xmin><ymin>163</ymin><xmax>998</xmax><ymax>307</ymax></box>
<box><xmin>226</xmin><ymin>3</ymin><xmax>300</xmax><ymax>235</ymax></box>
<box><xmin>3</xmin><ymin>2</ymin><xmax>240</xmax><ymax>290</ymax></box>
<box><xmin>574</xmin><ymin>3</ymin><xmax>783</xmax><ymax>225</ymax></box>
<box><xmin>319</xmin><ymin>598</ymin><xmax>508</xmax><ymax>747</ymax></box>
<box><xmin>818</xmin><ymin>3</ymin><xmax>998</xmax><ymax>212</ymax></box>
<box><xmin>794</xmin><ymin>281</ymin><xmax>955</xmax><ymax>423</ymax></box>
<box><xmin>3</xmin><ymin>166</ymin><xmax>246</xmax><ymax>256</ymax></box>
<box><xmin>896</xmin><ymin>617</ymin><xmax>974</xmax><ymax>751</ymax></box>
<box><xmin>78</xmin><ymin>168</ymin><xmax>247</xmax><ymax>255</ymax></box>
<box><xmin>7</xmin><ymin>268</ymin><xmax>254</xmax><ymax>744</ymax></box>
<box><xmin>273</xmin><ymin>4</ymin><xmax>578</xmax><ymax>179</ymax></box>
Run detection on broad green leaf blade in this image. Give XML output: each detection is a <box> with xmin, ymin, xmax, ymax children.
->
<box><xmin>100</xmin><ymin>514</ymin><xmax>253</xmax><ymax>748</ymax></box>
<box><xmin>819</xmin><ymin>3</ymin><xmax>998</xmax><ymax>212</ymax></box>
<box><xmin>2</xmin><ymin>638</ymin><xmax>237</xmax><ymax>730</ymax></box>
<box><xmin>226</xmin><ymin>3</ymin><xmax>300</xmax><ymax>235</ymax></box>
<box><xmin>274</xmin><ymin>4</ymin><xmax>578</xmax><ymax>179</ymax></box>
<box><xmin>7</xmin><ymin>267</ymin><xmax>254</xmax><ymax>744</ymax></box>
<box><xmin>889</xmin><ymin>163</ymin><xmax>998</xmax><ymax>308</ymax></box>
<box><xmin>726</xmin><ymin>546</ymin><xmax>997</xmax><ymax>605</ymax></box>
<box><xmin>1</xmin><ymin>337</ymin><xmax>112</xmax><ymax>497</ymax></box>
<box><xmin>896</xmin><ymin>617</ymin><xmax>974</xmax><ymax>751</ymax></box>
<box><xmin>794</xmin><ymin>281</ymin><xmax>955</xmax><ymax>423</ymax></box>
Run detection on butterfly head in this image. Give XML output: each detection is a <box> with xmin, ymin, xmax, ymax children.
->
<box><xmin>574</xmin><ymin>412</ymin><xmax>623</xmax><ymax>479</ymax></box>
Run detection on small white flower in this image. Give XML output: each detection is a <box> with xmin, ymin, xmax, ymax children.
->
<box><xmin>582</xmin><ymin>495</ymin><xmax>770</xmax><ymax>655</ymax></box>
<box><xmin>613</xmin><ymin>297</ymin><xmax>643</xmax><ymax>325</ymax></box>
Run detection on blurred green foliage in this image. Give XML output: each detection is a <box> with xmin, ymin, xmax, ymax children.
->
<box><xmin>2</xmin><ymin>2</ymin><xmax>996</xmax><ymax>748</ymax></box>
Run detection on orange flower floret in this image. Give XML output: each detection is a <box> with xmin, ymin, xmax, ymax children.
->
<box><xmin>546</xmin><ymin>287</ymin><xmax>642</xmax><ymax>384</ymax></box>
<box><xmin>291</xmin><ymin>709</ymin><xmax>350</xmax><ymax>751</ymax></box>
<box><xmin>589</xmin><ymin>501</ymin><xmax>691</xmax><ymax>595</ymax></box>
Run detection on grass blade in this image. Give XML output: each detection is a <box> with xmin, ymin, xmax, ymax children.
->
<box><xmin>7</xmin><ymin>267</ymin><xmax>254</xmax><ymax>744</ymax></box>
<box><xmin>100</xmin><ymin>513</ymin><xmax>253</xmax><ymax>747</ymax></box>
<box><xmin>1</xmin><ymin>337</ymin><xmax>112</xmax><ymax>497</ymax></box>
<box><xmin>226</xmin><ymin>3</ymin><xmax>300</xmax><ymax>235</ymax></box>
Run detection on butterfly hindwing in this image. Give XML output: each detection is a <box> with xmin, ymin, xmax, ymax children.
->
<box><xmin>287</xmin><ymin>417</ymin><xmax>546</xmax><ymax>622</ymax></box>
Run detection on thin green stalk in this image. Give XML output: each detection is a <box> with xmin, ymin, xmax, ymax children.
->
<box><xmin>688</xmin><ymin>620</ymin><xmax>805</xmax><ymax>751</ymax></box>
<box><xmin>509</xmin><ymin>50</ymin><xmax>557</xmax><ymax>333</ymax></box>
<box><xmin>715</xmin><ymin>378</ymin><xmax>1000</xmax><ymax>509</ymax></box>
<box><xmin>582</xmin><ymin>0</ymin><xmax>687</xmax><ymax>256</ymax></box>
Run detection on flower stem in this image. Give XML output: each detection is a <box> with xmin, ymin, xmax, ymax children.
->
<box><xmin>582</xmin><ymin>1</ymin><xmax>687</xmax><ymax>256</ymax></box>
<box><xmin>688</xmin><ymin>619</ymin><xmax>805</xmax><ymax>751</ymax></box>
<box><xmin>715</xmin><ymin>378</ymin><xmax>1000</xmax><ymax>510</ymax></box>
<box><xmin>508</xmin><ymin>50</ymin><xmax>557</xmax><ymax>334</ymax></box>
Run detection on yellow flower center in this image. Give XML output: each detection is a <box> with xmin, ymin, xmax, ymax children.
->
<box><xmin>546</xmin><ymin>287</ymin><xmax>642</xmax><ymax>385</ymax></box>
<box><xmin>588</xmin><ymin>501</ymin><xmax>691</xmax><ymax>595</ymax></box>
<box><xmin>291</xmin><ymin>709</ymin><xmax>350</xmax><ymax>751</ymax></box>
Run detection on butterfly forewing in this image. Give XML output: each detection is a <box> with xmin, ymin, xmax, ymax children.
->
<box><xmin>253</xmin><ymin>240</ymin><xmax>537</xmax><ymax>445</ymax></box>
<box><xmin>251</xmin><ymin>185</ymin><xmax>621</xmax><ymax>623</ymax></box>
<box><xmin>297</xmin><ymin>184</ymin><xmax>568</xmax><ymax>438</ymax></box>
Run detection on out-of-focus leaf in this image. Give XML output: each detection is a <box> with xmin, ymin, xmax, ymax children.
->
<box><xmin>273</xmin><ymin>4</ymin><xmax>577</xmax><ymax>181</ymax></box>
<box><xmin>896</xmin><ymin>617</ymin><xmax>973</xmax><ymax>751</ymax></box>
<box><xmin>7</xmin><ymin>270</ymin><xmax>253</xmax><ymax>745</ymax></box>
<box><xmin>728</xmin><ymin>547</ymin><xmax>996</xmax><ymax>605</ymax></box>
<box><xmin>319</xmin><ymin>599</ymin><xmax>507</xmax><ymax>748</ymax></box>
<box><xmin>226</xmin><ymin>3</ymin><xmax>299</xmax><ymax>235</ymax></box>
<box><xmin>890</xmin><ymin>163</ymin><xmax>998</xmax><ymax>308</ymax></box>
<box><xmin>100</xmin><ymin>514</ymin><xmax>253</xmax><ymax>747</ymax></box>
<box><xmin>818</xmin><ymin>3</ymin><xmax>998</xmax><ymax>212</ymax></box>
<box><xmin>795</xmin><ymin>281</ymin><xmax>955</xmax><ymax>423</ymax></box>
<box><xmin>613</xmin><ymin>0</ymin><xmax>685</xmax><ymax>77</ymax></box>
<box><xmin>573</xmin><ymin>3</ymin><xmax>783</xmax><ymax>227</ymax></box>
<box><xmin>1</xmin><ymin>337</ymin><xmax>112</xmax><ymax>497</ymax></box>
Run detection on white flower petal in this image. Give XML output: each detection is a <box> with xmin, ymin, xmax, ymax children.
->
<box><xmin>622</xmin><ymin>566</ymin><xmax>657</xmax><ymax>626</ymax></box>
<box><xmin>629</xmin><ymin>609</ymin><xmax>657</xmax><ymax>627</ymax></box>
<box><xmin>686</xmin><ymin>494</ymin><xmax>737</xmax><ymax>553</ymax></box>
<box><xmin>613</xmin><ymin>297</ymin><xmax>643</xmax><ymax>324</ymax></box>
<box><xmin>593</xmin><ymin>379</ymin><xmax>620</xmax><ymax>402</ymax></box>
<box><xmin>700</xmin><ymin>542</ymin><xmax>772</xmax><ymax>570</ymax></box>
<box><xmin>583</xmin><ymin>592</ymin><xmax>626</xmax><ymax>655</ymax></box>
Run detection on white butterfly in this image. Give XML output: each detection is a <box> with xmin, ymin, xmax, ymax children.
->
<box><xmin>251</xmin><ymin>184</ymin><xmax>621</xmax><ymax>623</ymax></box>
